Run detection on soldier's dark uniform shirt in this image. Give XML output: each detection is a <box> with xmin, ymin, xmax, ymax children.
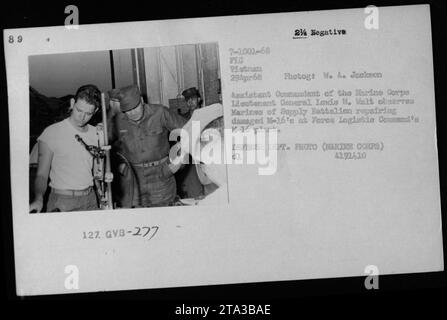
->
<box><xmin>109</xmin><ymin>103</ymin><xmax>187</xmax><ymax>207</ymax></box>
<box><xmin>111</xmin><ymin>103</ymin><xmax>186</xmax><ymax>163</ymax></box>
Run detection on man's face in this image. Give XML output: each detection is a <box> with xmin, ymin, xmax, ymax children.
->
<box><xmin>125</xmin><ymin>101</ymin><xmax>144</xmax><ymax>121</ymax></box>
<box><xmin>71</xmin><ymin>98</ymin><xmax>96</xmax><ymax>127</ymax></box>
<box><xmin>186</xmin><ymin>96</ymin><xmax>199</xmax><ymax>112</ymax></box>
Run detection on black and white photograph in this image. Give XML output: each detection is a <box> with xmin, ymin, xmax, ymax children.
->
<box><xmin>28</xmin><ymin>43</ymin><xmax>228</xmax><ymax>213</ymax></box>
<box><xmin>2</xmin><ymin>1</ymin><xmax>446</xmax><ymax>303</ymax></box>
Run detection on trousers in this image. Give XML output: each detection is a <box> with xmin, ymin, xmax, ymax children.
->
<box><xmin>46</xmin><ymin>189</ymin><xmax>98</xmax><ymax>212</ymax></box>
<box><xmin>119</xmin><ymin>161</ymin><xmax>176</xmax><ymax>208</ymax></box>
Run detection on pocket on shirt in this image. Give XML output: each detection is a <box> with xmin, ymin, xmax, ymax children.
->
<box><xmin>144</xmin><ymin>127</ymin><xmax>167</xmax><ymax>151</ymax></box>
<box><xmin>147</xmin><ymin>127</ymin><xmax>164</xmax><ymax>137</ymax></box>
<box><xmin>145</xmin><ymin>128</ymin><xmax>166</xmax><ymax>140</ymax></box>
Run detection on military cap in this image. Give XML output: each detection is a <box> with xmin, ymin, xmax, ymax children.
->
<box><xmin>181</xmin><ymin>87</ymin><xmax>201</xmax><ymax>101</ymax></box>
<box><xmin>119</xmin><ymin>84</ymin><xmax>141</xmax><ymax>112</ymax></box>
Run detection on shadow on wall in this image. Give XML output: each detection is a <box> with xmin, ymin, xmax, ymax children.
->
<box><xmin>29</xmin><ymin>86</ymin><xmax>72</xmax><ymax>150</ymax></box>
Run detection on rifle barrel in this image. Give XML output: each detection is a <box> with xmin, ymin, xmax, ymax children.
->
<box><xmin>101</xmin><ymin>93</ymin><xmax>113</xmax><ymax>209</ymax></box>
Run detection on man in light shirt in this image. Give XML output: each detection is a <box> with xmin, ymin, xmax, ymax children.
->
<box><xmin>29</xmin><ymin>84</ymin><xmax>102</xmax><ymax>213</ymax></box>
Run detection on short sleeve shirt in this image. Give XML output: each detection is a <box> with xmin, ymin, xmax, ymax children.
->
<box><xmin>38</xmin><ymin>118</ymin><xmax>99</xmax><ymax>190</ymax></box>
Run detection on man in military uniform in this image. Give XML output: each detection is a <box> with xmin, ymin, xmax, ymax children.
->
<box><xmin>110</xmin><ymin>84</ymin><xmax>187</xmax><ymax>208</ymax></box>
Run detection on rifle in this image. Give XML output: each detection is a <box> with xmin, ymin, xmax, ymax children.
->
<box><xmin>75</xmin><ymin>92</ymin><xmax>114</xmax><ymax>209</ymax></box>
<box><xmin>100</xmin><ymin>92</ymin><xmax>114</xmax><ymax>209</ymax></box>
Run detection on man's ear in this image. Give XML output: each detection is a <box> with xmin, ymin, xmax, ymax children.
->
<box><xmin>69</xmin><ymin>98</ymin><xmax>75</xmax><ymax>112</ymax></box>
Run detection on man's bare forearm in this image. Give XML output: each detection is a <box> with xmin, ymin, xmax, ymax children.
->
<box><xmin>33</xmin><ymin>175</ymin><xmax>48</xmax><ymax>202</ymax></box>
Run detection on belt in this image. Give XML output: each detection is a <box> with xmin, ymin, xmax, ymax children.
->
<box><xmin>131</xmin><ymin>156</ymin><xmax>168</xmax><ymax>168</ymax></box>
<box><xmin>52</xmin><ymin>186</ymin><xmax>93</xmax><ymax>196</ymax></box>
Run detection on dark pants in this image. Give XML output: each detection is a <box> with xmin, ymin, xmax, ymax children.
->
<box><xmin>175</xmin><ymin>159</ymin><xmax>204</xmax><ymax>199</ymax></box>
<box><xmin>119</xmin><ymin>161</ymin><xmax>176</xmax><ymax>208</ymax></box>
<box><xmin>46</xmin><ymin>189</ymin><xmax>98</xmax><ymax>212</ymax></box>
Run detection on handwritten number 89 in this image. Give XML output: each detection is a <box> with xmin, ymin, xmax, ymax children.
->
<box><xmin>9</xmin><ymin>35</ymin><xmax>23</xmax><ymax>43</ymax></box>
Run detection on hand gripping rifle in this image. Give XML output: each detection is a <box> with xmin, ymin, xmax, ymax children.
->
<box><xmin>75</xmin><ymin>93</ymin><xmax>114</xmax><ymax>210</ymax></box>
